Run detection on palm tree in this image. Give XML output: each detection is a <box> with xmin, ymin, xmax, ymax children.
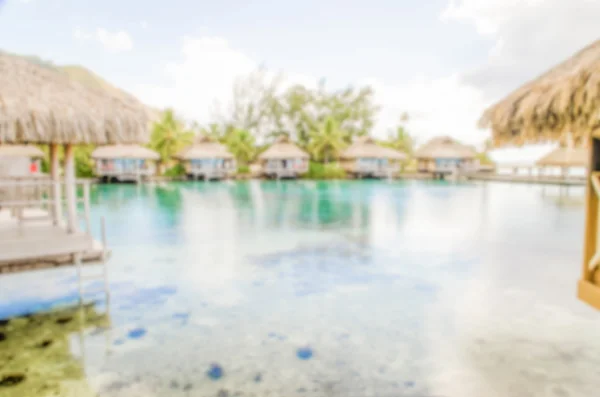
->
<box><xmin>200</xmin><ymin>123</ymin><xmax>224</xmax><ymax>141</ymax></box>
<box><xmin>226</xmin><ymin>128</ymin><xmax>256</xmax><ymax>166</ymax></box>
<box><xmin>307</xmin><ymin>116</ymin><xmax>346</xmax><ymax>163</ymax></box>
<box><xmin>149</xmin><ymin>109</ymin><xmax>194</xmax><ymax>174</ymax></box>
<box><xmin>387</xmin><ymin>125</ymin><xmax>415</xmax><ymax>155</ymax></box>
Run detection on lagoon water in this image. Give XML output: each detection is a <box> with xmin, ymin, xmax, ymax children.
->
<box><xmin>1</xmin><ymin>180</ymin><xmax>599</xmax><ymax>397</ymax></box>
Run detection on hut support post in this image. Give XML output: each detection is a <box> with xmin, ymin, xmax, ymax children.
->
<box><xmin>64</xmin><ymin>144</ymin><xmax>78</xmax><ymax>234</ymax></box>
<box><xmin>578</xmin><ymin>136</ymin><xmax>600</xmax><ymax>309</ymax></box>
<box><xmin>50</xmin><ymin>143</ymin><xmax>63</xmax><ymax>226</ymax></box>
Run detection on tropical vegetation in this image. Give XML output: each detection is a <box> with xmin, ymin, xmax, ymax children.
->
<box><xmin>31</xmin><ymin>67</ymin><xmax>492</xmax><ymax>179</ymax></box>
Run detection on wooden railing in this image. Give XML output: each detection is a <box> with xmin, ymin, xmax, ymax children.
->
<box><xmin>0</xmin><ymin>178</ymin><xmax>93</xmax><ymax>235</ymax></box>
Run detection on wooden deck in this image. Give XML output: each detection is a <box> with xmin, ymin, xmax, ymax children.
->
<box><xmin>0</xmin><ymin>209</ymin><xmax>107</xmax><ymax>274</ymax></box>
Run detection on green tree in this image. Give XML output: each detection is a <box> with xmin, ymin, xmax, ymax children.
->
<box><xmin>477</xmin><ymin>138</ymin><xmax>494</xmax><ymax>165</ymax></box>
<box><xmin>149</xmin><ymin>109</ymin><xmax>194</xmax><ymax>174</ymax></box>
<box><xmin>225</xmin><ymin>128</ymin><xmax>256</xmax><ymax>166</ymax></box>
<box><xmin>39</xmin><ymin>144</ymin><xmax>95</xmax><ymax>178</ymax></box>
<box><xmin>216</xmin><ymin>67</ymin><xmax>283</xmax><ymax>139</ymax></box>
<box><xmin>307</xmin><ymin>117</ymin><xmax>346</xmax><ymax>163</ymax></box>
<box><xmin>386</xmin><ymin>125</ymin><xmax>415</xmax><ymax>155</ymax></box>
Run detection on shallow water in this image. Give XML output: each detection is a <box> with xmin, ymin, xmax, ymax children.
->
<box><xmin>1</xmin><ymin>180</ymin><xmax>598</xmax><ymax>397</ymax></box>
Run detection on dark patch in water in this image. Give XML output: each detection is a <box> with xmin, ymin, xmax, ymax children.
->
<box><xmin>296</xmin><ymin>347</ymin><xmax>313</xmax><ymax>360</ymax></box>
<box><xmin>217</xmin><ymin>389</ymin><xmax>229</xmax><ymax>397</ymax></box>
<box><xmin>56</xmin><ymin>316</ymin><xmax>73</xmax><ymax>325</ymax></box>
<box><xmin>404</xmin><ymin>381</ymin><xmax>415</xmax><ymax>388</ymax></box>
<box><xmin>254</xmin><ymin>373</ymin><xmax>262</xmax><ymax>383</ymax></box>
<box><xmin>268</xmin><ymin>332</ymin><xmax>277</xmax><ymax>338</ymax></box>
<box><xmin>170</xmin><ymin>380</ymin><xmax>179</xmax><ymax>389</ymax></box>
<box><xmin>297</xmin><ymin>387</ymin><xmax>307</xmax><ymax>393</ymax></box>
<box><xmin>207</xmin><ymin>363</ymin><xmax>224</xmax><ymax>380</ymax></box>
<box><xmin>183</xmin><ymin>383</ymin><xmax>193</xmax><ymax>391</ymax></box>
<box><xmin>114</xmin><ymin>339</ymin><xmax>125</xmax><ymax>346</ymax></box>
<box><xmin>128</xmin><ymin>328</ymin><xmax>147</xmax><ymax>339</ymax></box>
<box><xmin>0</xmin><ymin>373</ymin><xmax>25</xmax><ymax>387</ymax></box>
<box><xmin>0</xmin><ymin>332</ymin><xmax>5</xmax><ymax>342</ymax></box>
<box><xmin>37</xmin><ymin>339</ymin><xmax>53</xmax><ymax>348</ymax></box>
<box><xmin>173</xmin><ymin>312</ymin><xmax>189</xmax><ymax>320</ymax></box>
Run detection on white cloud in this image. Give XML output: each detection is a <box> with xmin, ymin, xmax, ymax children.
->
<box><xmin>443</xmin><ymin>0</ymin><xmax>600</xmax><ymax>100</ymax></box>
<box><xmin>367</xmin><ymin>74</ymin><xmax>489</xmax><ymax>146</ymax></box>
<box><xmin>73</xmin><ymin>27</ymin><xmax>133</xmax><ymax>53</ymax></box>
<box><xmin>96</xmin><ymin>28</ymin><xmax>133</xmax><ymax>52</ymax></box>
<box><xmin>140</xmin><ymin>20</ymin><xmax>149</xmax><ymax>30</ymax></box>
<box><xmin>135</xmin><ymin>36</ymin><xmax>315</xmax><ymax>127</ymax></box>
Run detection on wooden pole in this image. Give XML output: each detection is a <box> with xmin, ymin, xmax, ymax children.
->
<box><xmin>578</xmin><ymin>135</ymin><xmax>600</xmax><ymax>309</ymax></box>
<box><xmin>64</xmin><ymin>144</ymin><xmax>78</xmax><ymax>233</ymax></box>
<box><xmin>50</xmin><ymin>143</ymin><xmax>63</xmax><ymax>226</ymax></box>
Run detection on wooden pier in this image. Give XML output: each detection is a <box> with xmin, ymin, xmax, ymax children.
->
<box><xmin>464</xmin><ymin>172</ymin><xmax>585</xmax><ymax>186</ymax></box>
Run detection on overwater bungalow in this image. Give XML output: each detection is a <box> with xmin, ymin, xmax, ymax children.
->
<box><xmin>176</xmin><ymin>136</ymin><xmax>236</xmax><ymax>180</ymax></box>
<box><xmin>340</xmin><ymin>136</ymin><xmax>406</xmax><ymax>178</ymax></box>
<box><xmin>0</xmin><ymin>52</ymin><xmax>150</xmax><ymax>290</ymax></box>
<box><xmin>0</xmin><ymin>144</ymin><xmax>44</xmax><ymax>177</ymax></box>
<box><xmin>258</xmin><ymin>136</ymin><xmax>309</xmax><ymax>179</ymax></box>
<box><xmin>536</xmin><ymin>146</ymin><xmax>588</xmax><ymax>178</ymax></box>
<box><xmin>414</xmin><ymin>136</ymin><xmax>478</xmax><ymax>178</ymax></box>
<box><xmin>92</xmin><ymin>144</ymin><xmax>159</xmax><ymax>183</ymax></box>
<box><xmin>478</xmin><ymin>39</ymin><xmax>600</xmax><ymax>310</ymax></box>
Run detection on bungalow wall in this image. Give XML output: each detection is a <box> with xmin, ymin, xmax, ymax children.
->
<box><xmin>96</xmin><ymin>158</ymin><xmax>156</xmax><ymax>181</ymax></box>
<box><xmin>262</xmin><ymin>158</ymin><xmax>309</xmax><ymax>176</ymax></box>
<box><xmin>417</xmin><ymin>158</ymin><xmax>477</xmax><ymax>173</ymax></box>
<box><xmin>184</xmin><ymin>158</ymin><xmax>236</xmax><ymax>179</ymax></box>
<box><xmin>342</xmin><ymin>158</ymin><xmax>400</xmax><ymax>177</ymax></box>
<box><xmin>0</xmin><ymin>156</ymin><xmax>41</xmax><ymax>177</ymax></box>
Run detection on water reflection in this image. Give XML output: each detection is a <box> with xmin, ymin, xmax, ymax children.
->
<box><xmin>0</xmin><ymin>303</ymin><xmax>108</xmax><ymax>397</ymax></box>
<box><xmin>0</xmin><ymin>180</ymin><xmax>597</xmax><ymax>397</ymax></box>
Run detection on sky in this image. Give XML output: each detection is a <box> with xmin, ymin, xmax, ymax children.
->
<box><xmin>1</xmin><ymin>0</ymin><xmax>599</xmax><ymax>163</ymax></box>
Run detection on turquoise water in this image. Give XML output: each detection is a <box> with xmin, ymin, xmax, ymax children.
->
<box><xmin>1</xmin><ymin>180</ymin><xmax>599</xmax><ymax>397</ymax></box>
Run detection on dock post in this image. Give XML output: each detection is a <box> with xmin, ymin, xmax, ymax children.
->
<box><xmin>83</xmin><ymin>181</ymin><xmax>91</xmax><ymax>236</ymax></box>
<box><xmin>50</xmin><ymin>143</ymin><xmax>63</xmax><ymax>226</ymax></box>
<box><xmin>64</xmin><ymin>144</ymin><xmax>78</xmax><ymax>233</ymax></box>
<box><xmin>101</xmin><ymin>216</ymin><xmax>110</xmax><ymax>315</ymax></box>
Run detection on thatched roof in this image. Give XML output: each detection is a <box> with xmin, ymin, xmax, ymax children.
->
<box><xmin>176</xmin><ymin>135</ymin><xmax>234</xmax><ymax>160</ymax></box>
<box><xmin>341</xmin><ymin>136</ymin><xmax>406</xmax><ymax>160</ymax></box>
<box><xmin>414</xmin><ymin>136</ymin><xmax>477</xmax><ymax>159</ymax></box>
<box><xmin>258</xmin><ymin>135</ymin><xmax>309</xmax><ymax>160</ymax></box>
<box><xmin>479</xmin><ymin>39</ymin><xmax>600</xmax><ymax>146</ymax></box>
<box><xmin>0</xmin><ymin>144</ymin><xmax>44</xmax><ymax>158</ymax></box>
<box><xmin>91</xmin><ymin>144</ymin><xmax>160</xmax><ymax>160</ymax></box>
<box><xmin>536</xmin><ymin>146</ymin><xmax>589</xmax><ymax>167</ymax></box>
<box><xmin>0</xmin><ymin>53</ymin><xmax>151</xmax><ymax>145</ymax></box>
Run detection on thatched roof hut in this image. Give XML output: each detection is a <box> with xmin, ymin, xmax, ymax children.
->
<box><xmin>0</xmin><ymin>53</ymin><xmax>151</xmax><ymax>145</ymax></box>
<box><xmin>0</xmin><ymin>144</ymin><xmax>44</xmax><ymax>158</ymax></box>
<box><xmin>341</xmin><ymin>136</ymin><xmax>406</xmax><ymax>160</ymax></box>
<box><xmin>479</xmin><ymin>40</ymin><xmax>600</xmax><ymax>147</ymax></box>
<box><xmin>536</xmin><ymin>146</ymin><xmax>589</xmax><ymax>168</ymax></box>
<box><xmin>477</xmin><ymin>39</ymin><xmax>600</xmax><ymax>310</ymax></box>
<box><xmin>91</xmin><ymin>144</ymin><xmax>159</xmax><ymax>160</ymax></box>
<box><xmin>414</xmin><ymin>136</ymin><xmax>476</xmax><ymax>159</ymax></box>
<box><xmin>259</xmin><ymin>135</ymin><xmax>309</xmax><ymax>160</ymax></box>
<box><xmin>176</xmin><ymin>135</ymin><xmax>234</xmax><ymax>160</ymax></box>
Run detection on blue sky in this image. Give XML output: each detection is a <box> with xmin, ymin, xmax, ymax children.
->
<box><xmin>1</xmin><ymin>0</ymin><xmax>599</xmax><ymax>163</ymax></box>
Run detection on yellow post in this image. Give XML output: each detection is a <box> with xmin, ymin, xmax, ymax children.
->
<box><xmin>578</xmin><ymin>135</ymin><xmax>600</xmax><ymax>309</ymax></box>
